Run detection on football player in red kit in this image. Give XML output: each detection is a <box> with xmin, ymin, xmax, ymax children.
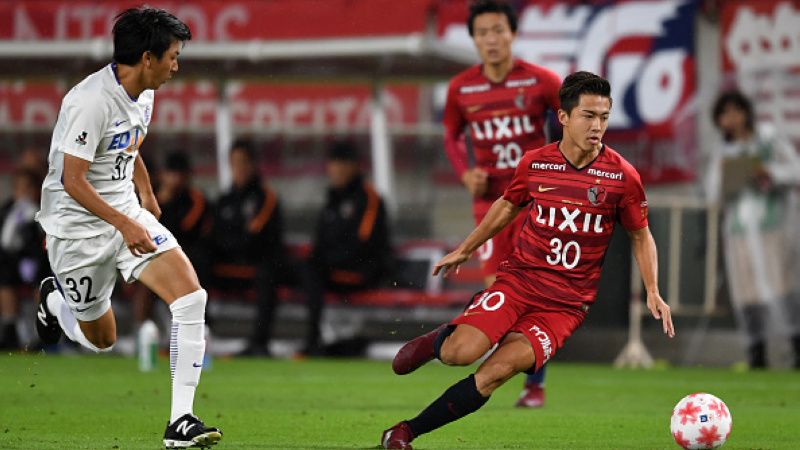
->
<box><xmin>441</xmin><ymin>0</ymin><xmax>562</xmax><ymax>408</ymax></box>
<box><xmin>381</xmin><ymin>71</ymin><xmax>674</xmax><ymax>450</ymax></box>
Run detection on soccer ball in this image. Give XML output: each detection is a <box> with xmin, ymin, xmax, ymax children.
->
<box><xmin>670</xmin><ymin>393</ymin><xmax>732</xmax><ymax>449</ymax></box>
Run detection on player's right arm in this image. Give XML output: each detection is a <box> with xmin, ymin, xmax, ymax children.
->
<box><xmin>443</xmin><ymin>79</ymin><xmax>488</xmax><ymax>197</ymax></box>
<box><xmin>62</xmin><ymin>154</ymin><xmax>156</xmax><ymax>256</ymax></box>
<box><xmin>432</xmin><ymin>196</ymin><xmax>521</xmax><ymax>277</ymax></box>
<box><xmin>58</xmin><ymin>94</ymin><xmax>155</xmax><ymax>256</ymax></box>
<box><xmin>433</xmin><ymin>151</ymin><xmax>534</xmax><ymax>277</ymax></box>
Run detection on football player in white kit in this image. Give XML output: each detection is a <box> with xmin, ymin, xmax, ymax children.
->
<box><xmin>35</xmin><ymin>7</ymin><xmax>221</xmax><ymax>449</ymax></box>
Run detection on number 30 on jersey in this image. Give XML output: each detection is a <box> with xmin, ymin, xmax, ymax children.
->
<box><xmin>546</xmin><ymin>237</ymin><xmax>581</xmax><ymax>269</ymax></box>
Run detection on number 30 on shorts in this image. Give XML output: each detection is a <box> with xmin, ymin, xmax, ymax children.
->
<box><xmin>468</xmin><ymin>291</ymin><xmax>506</xmax><ymax>312</ymax></box>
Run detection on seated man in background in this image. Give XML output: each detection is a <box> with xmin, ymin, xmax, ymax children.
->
<box><xmin>211</xmin><ymin>140</ymin><xmax>285</xmax><ymax>357</ymax></box>
<box><xmin>131</xmin><ymin>151</ymin><xmax>210</xmax><ymax>331</ymax></box>
<box><xmin>300</xmin><ymin>141</ymin><xmax>393</xmax><ymax>356</ymax></box>
<box><xmin>0</xmin><ymin>168</ymin><xmax>47</xmax><ymax>350</ymax></box>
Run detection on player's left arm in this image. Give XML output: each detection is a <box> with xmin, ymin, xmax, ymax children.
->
<box><xmin>133</xmin><ymin>154</ymin><xmax>161</xmax><ymax>219</ymax></box>
<box><xmin>619</xmin><ymin>161</ymin><xmax>674</xmax><ymax>338</ymax></box>
<box><xmin>628</xmin><ymin>226</ymin><xmax>674</xmax><ymax>338</ymax></box>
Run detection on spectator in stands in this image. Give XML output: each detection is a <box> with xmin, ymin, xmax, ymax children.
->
<box><xmin>211</xmin><ymin>140</ymin><xmax>284</xmax><ymax>357</ymax></box>
<box><xmin>708</xmin><ymin>89</ymin><xmax>800</xmax><ymax>368</ymax></box>
<box><xmin>299</xmin><ymin>141</ymin><xmax>393</xmax><ymax>356</ymax></box>
<box><xmin>131</xmin><ymin>152</ymin><xmax>210</xmax><ymax>329</ymax></box>
<box><xmin>0</xmin><ymin>168</ymin><xmax>47</xmax><ymax>349</ymax></box>
<box><xmin>19</xmin><ymin>147</ymin><xmax>48</xmax><ymax>181</ymax></box>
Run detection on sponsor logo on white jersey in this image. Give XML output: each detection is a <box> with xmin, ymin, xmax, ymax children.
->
<box><xmin>75</xmin><ymin>131</ymin><xmax>88</xmax><ymax>146</ymax></box>
<box><xmin>587</xmin><ymin>168</ymin><xmax>623</xmax><ymax>180</ymax></box>
<box><xmin>470</xmin><ymin>115</ymin><xmax>535</xmax><ymax>141</ymax></box>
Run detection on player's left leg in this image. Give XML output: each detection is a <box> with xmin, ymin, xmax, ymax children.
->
<box><xmin>516</xmin><ymin>365</ymin><xmax>546</xmax><ymax>408</ymax></box>
<box><xmin>136</xmin><ymin>248</ymin><xmax>221</xmax><ymax>448</ymax></box>
<box><xmin>381</xmin><ymin>332</ymin><xmax>534</xmax><ymax>449</ymax></box>
<box><xmin>124</xmin><ymin>208</ymin><xmax>220</xmax><ymax>448</ymax></box>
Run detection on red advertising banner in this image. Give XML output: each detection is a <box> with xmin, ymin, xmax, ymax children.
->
<box><xmin>0</xmin><ymin>0</ymin><xmax>433</xmax><ymax>41</ymax></box>
<box><xmin>0</xmin><ymin>80</ymin><xmax>64</xmax><ymax>128</ymax></box>
<box><xmin>0</xmin><ymin>80</ymin><xmax>420</xmax><ymax>130</ymax></box>
<box><xmin>226</xmin><ymin>84</ymin><xmax>419</xmax><ymax>130</ymax></box>
<box><xmin>720</xmin><ymin>1</ymin><xmax>800</xmax><ymax>141</ymax></box>
<box><xmin>720</xmin><ymin>0</ymin><xmax>800</xmax><ymax>72</ymax></box>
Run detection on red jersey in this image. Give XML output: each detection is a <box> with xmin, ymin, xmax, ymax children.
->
<box><xmin>499</xmin><ymin>142</ymin><xmax>649</xmax><ymax>308</ymax></box>
<box><xmin>443</xmin><ymin>60</ymin><xmax>561</xmax><ymax>206</ymax></box>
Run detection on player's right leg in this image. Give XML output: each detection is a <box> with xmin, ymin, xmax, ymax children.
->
<box><xmin>382</xmin><ymin>333</ymin><xmax>534</xmax><ymax>449</ymax></box>
<box><xmin>36</xmin><ymin>233</ymin><xmax>119</xmax><ymax>352</ymax></box>
<box><xmin>393</xmin><ymin>289</ymin><xmax>503</xmax><ymax>375</ymax></box>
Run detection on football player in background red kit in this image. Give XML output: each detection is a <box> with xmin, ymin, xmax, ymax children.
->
<box><xmin>381</xmin><ymin>71</ymin><xmax>675</xmax><ymax>450</ymax></box>
<box><xmin>440</xmin><ymin>0</ymin><xmax>561</xmax><ymax>408</ymax></box>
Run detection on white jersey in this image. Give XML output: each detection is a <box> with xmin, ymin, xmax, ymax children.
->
<box><xmin>38</xmin><ymin>64</ymin><xmax>154</xmax><ymax>239</ymax></box>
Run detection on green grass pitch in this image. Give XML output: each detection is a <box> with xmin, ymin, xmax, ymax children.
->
<box><xmin>0</xmin><ymin>354</ymin><xmax>798</xmax><ymax>449</ymax></box>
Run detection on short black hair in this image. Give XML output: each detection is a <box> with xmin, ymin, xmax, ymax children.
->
<box><xmin>113</xmin><ymin>7</ymin><xmax>191</xmax><ymax>65</ymax></box>
<box><xmin>468</xmin><ymin>0</ymin><xmax>518</xmax><ymax>36</ymax></box>
<box><xmin>230</xmin><ymin>139</ymin><xmax>256</xmax><ymax>162</ymax></box>
<box><xmin>327</xmin><ymin>141</ymin><xmax>360</xmax><ymax>162</ymax></box>
<box><xmin>13</xmin><ymin>167</ymin><xmax>41</xmax><ymax>189</ymax></box>
<box><xmin>164</xmin><ymin>151</ymin><xmax>191</xmax><ymax>173</ymax></box>
<box><xmin>712</xmin><ymin>89</ymin><xmax>754</xmax><ymax>132</ymax></box>
<box><xmin>558</xmin><ymin>71</ymin><xmax>612</xmax><ymax>114</ymax></box>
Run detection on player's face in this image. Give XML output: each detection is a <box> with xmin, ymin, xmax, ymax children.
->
<box><xmin>559</xmin><ymin>94</ymin><xmax>611</xmax><ymax>153</ymax></box>
<box><xmin>145</xmin><ymin>40</ymin><xmax>181</xmax><ymax>90</ymax></box>
<box><xmin>326</xmin><ymin>160</ymin><xmax>359</xmax><ymax>189</ymax></box>
<box><xmin>230</xmin><ymin>149</ymin><xmax>256</xmax><ymax>189</ymax></box>
<box><xmin>715</xmin><ymin>103</ymin><xmax>748</xmax><ymax>140</ymax></box>
<box><xmin>159</xmin><ymin>170</ymin><xmax>187</xmax><ymax>192</ymax></box>
<box><xmin>472</xmin><ymin>13</ymin><xmax>515</xmax><ymax>66</ymax></box>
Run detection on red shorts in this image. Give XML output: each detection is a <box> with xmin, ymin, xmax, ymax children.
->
<box><xmin>450</xmin><ymin>280</ymin><xmax>587</xmax><ymax>372</ymax></box>
<box><xmin>474</xmin><ymin>202</ymin><xmax>528</xmax><ymax>277</ymax></box>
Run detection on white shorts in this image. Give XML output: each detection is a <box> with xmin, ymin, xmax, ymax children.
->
<box><xmin>46</xmin><ymin>207</ymin><xmax>179</xmax><ymax>321</ymax></box>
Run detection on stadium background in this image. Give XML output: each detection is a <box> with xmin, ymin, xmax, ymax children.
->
<box><xmin>0</xmin><ymin>0</ymin><xmax>798</xmax><ymax>368</ymax></box>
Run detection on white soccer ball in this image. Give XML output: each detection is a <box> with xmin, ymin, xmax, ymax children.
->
<box><xmin>670</xmin><ymin>393</ymin><xmax>732</xmax><ymax>449</ymax></box>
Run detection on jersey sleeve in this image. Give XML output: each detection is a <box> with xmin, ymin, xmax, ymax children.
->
<box><xmin>59</xmin><ymin>93</ymin><xmax>108</xmax><ymax>161</ymax></box>
<box><xmin>617</xmin><ymin>165</ymin><xmax>648</xmax><ymax>231</ymax></box>
<box><xmin>442</xmin><ymin>80</ymin><xmax>469</xmax><ymax>178</ymax></box>
<box><xmin>501</xmin><ymin>152</ymin><xmax>534</xmax><ymax>207</ymax></box>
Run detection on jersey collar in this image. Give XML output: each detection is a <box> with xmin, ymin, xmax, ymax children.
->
<box><xmin>556</xmin><ymin>141</ymin><xmax>606</xmax><ymax>171</ymax></box>
<box><xmin>110</xmin><ymin>63</ymin><xmax>139</xmax><ymax>102</ymax></box>
<box><xmin>480</xmin><ymin>58</ymin><xmax>520</xmax><ymax>85</ymax></box>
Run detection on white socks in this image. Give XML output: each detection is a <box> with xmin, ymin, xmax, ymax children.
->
<box><xmin>46</xmin><ymin>291</ymin><xmax>110</xmax><ymax>353</ymax></box>
<box><xmin>169</xmin><ymin>289</ymin><xmax>207</xmax><ymax>424</ymax></box>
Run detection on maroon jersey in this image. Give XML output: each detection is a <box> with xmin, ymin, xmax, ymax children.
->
<box><xmin>499</xmin><ymin>142</ymin><xmax>649</xmax><ymax>308</ymax></box>
<box><xmin>443</xmin><ymin>60</ymin><xmax>561</xmax><ymax>211</ymax></box>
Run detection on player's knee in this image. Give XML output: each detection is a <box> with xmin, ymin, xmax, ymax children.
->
<box><xmin>169</xmin><ymin>289</ymin><xmax>207</xmax><ymax>324</ymax></box>
<box><xmin>88</xmin><ymin>334</ymin><xmax>116</xmax><ymax>352</ymax></box>
<box><xmin>439</xmin><ymin>343</ymin><xmax>480</xmax><ymax>366</ymax></box>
